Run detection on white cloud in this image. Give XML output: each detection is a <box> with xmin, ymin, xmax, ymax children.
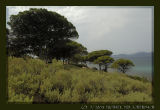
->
<box><xmin>6</xmin><ymin>6</ymin><xmax>153</xmax><ymax>54</ymax></box>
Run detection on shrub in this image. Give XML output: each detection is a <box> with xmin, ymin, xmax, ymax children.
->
<box><xmin>72</xmin><ymin>63</ymin><xmax>88</xmax><ymax>68</ymax></box>
<box><xmin>8</xmin><ymin>57</ymin><xmax>152</xmax><ymax>103</ymax></box>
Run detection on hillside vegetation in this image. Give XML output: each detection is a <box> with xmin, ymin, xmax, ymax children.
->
<box><xmin>8</xmin><ymin>57</ymin><xmax>152</xmax><ymax>103</ymax></box>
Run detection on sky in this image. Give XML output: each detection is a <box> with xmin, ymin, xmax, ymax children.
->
<box><xmin>6</xmin><ymin>6</ymin><xmax>154</xmax><ymax>55</ymax></box>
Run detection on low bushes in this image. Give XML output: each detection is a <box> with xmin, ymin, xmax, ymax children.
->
<box><xmin>8</xmin><ymin>57</ymin><xmax>152</xmax><ymax>103</ymax></box>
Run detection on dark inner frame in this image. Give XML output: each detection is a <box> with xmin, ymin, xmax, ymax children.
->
<box><xmin>0</xmin><ymin>0</ymin><xmax>160</xmax><ymax>110</ymax></box>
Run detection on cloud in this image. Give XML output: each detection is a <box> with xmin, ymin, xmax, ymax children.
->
<box><xmin>6</xmin><ymin>6</ymin><xmax>153</xmax><ymax>54</ymax></box>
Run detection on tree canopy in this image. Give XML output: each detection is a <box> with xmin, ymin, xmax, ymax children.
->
<box><xmin>59</xmin><ymin>40</ymin><xmax>87</xmax><ymax>63</ymax></box>
<box><xmin>87</xmin><ymin>50</ymin><xmax>112</xmax><ymax>62</ymax></box>
<box><xmin>94</xmin><ymin>56</ymin><xmax>114</xmax><ymax>72</ymax></box>
<box><xmin>111</xmin><ymin>59</ymin><xmax>134</xmax><ymax>73</ymax></box>
<box><xmin>7</xmin><ymin>8</ymin><xmax>79</xmax><ymax>61</ymax></box>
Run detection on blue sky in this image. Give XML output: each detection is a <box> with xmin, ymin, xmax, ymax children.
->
<box><xmin>6</xmin><ymin>6</ymin><xmax>154</xmax><ymax>55</ymax></box>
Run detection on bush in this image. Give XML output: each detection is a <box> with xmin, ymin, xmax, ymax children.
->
<box><xmin>8</xmin><ymin>57</ymin><xmax>152</xmax><ymax>103</ymax></box>
<box><xmin>72</xmin><ymin>63</ymin><xmax>88</xmax><ymax>68</ymax></box>
<box><xmin>126</xmin><ymin>75</ymin><xmax>149</xmax><ymax>83</ymax></box>
<box><xmin>91</xmin><ymin>67</ymin><xmax>98</xmax><ymax>70</ymax></box>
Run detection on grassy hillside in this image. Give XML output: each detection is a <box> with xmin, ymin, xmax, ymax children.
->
<box><xmin>8</xmin><ymin>57</ymin><xmax>152</xmax><ymax>103</ymax></box>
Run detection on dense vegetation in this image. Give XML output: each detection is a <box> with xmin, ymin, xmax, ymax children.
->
<box><xmin>7</xmin><ymin>8</ymin><xmax>82</xmax><ymax>63</ymax></box>
<box><xmin>7</xmin><ymin>8</ymin><xmax>134</xmax><ymax>73</ymax></box>
<box><xmin>8</xmin><ymin>57</ymin><xmax>152</xmax><ymax>103</ymax></box>
<box><xmin>7</xmin><ymin>8</ymin><xmax>152</xmax><ymax>103</ymax></box>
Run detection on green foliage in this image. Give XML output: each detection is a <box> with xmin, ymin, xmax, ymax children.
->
<box><xmin>94</xmin><ymin>56</ymin><xmax>114</xmax><ymax>71</ymax></box>
<box><xmin>126</xmin><ymin>75</ymin><xmax>149</xmax><ymax>83</ymax></box>
<box><xmin>63</xmin><ymin>40</ymin><xmax>87</xmax><ymax>62</ymax></box>
<box><xmin>66</xmin><ymin>40</ymin><xmax>87</xmax><ymax>55</ymax></box>
<box><xmin>111</xmin><ymin>58</ymin><xmax>135</xmax><ymax>73</ymax></box>
<box><xmin>7</xmin><ymin>8</ymin><xmax>79</xmax><ymax>60</ymax></box>
<box><xmin>94</xmin><ymin>56</ymin><xmax>114</xmax><ymax>64</ymax></box>
<box><xmin>8</xmin><ymin>88</ymin><xmax>33</xmax><ymax>103</ymax></box>
<box><xmin>72</xmin><ymin>63</ymin><xmax>88</xmax><ymax>68</ymax></box>
<box><xmin>8</xmin><ymin>57</ymin><xmax>152</xmax><ymax>103</ymax></box>
<box><xmin>70</xmin><ymin>54</ymin><xmax>83</xmax><ymax>64</ymax></box>
<box><xmin>87</xmin><ymin>50</ymin><xmax>112</xmax><ymax>62</ymax></box>
<box><xmin>91</xmin><ymin>67</ymin><xmax>98</xmax><ymax>71</ymax></box>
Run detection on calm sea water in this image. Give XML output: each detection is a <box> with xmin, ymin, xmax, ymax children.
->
<box><xmin>127</xmin><ymin>57</ymin><xmax>153</xmax><ymax>81</ymax></box>
<box><xmin>86</xmin><ymin>57</ymin><xmax>153</xmax><ymax>81</ymax></box>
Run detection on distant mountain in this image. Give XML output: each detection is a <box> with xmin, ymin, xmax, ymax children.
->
<box><xmin>112</xmin><ymin>52</ymin><xmax>153</xmax><ymax>59</ymax></box>
<box><xmin>112</xmin><ymin>51</ymin><xmax>153</xmax><ymax>69</ymax></box>
<box><xmin>112</xmin><ymin>52</ymin><xmax>153</xmax><ymax>81</ymax></box>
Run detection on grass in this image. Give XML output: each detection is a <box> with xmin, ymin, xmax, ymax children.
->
<box><xmin>8</xmin><ymin>57</ymin><xmax>152</xmax><ymax>103</ymax></box>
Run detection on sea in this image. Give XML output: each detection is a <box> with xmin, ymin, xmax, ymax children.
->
<box><xmin>86</xmin><ymin>52</ymin><xmax>153</xmax><ymax>81</ymax></box>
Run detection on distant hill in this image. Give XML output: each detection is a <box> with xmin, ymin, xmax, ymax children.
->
<box><xmin>112</xmin><ymin>52</ymin><xmax>153</xmax><ymax>81</ymax></box>
<box><xmin>112</xmin><ymin>52</ymin><xmax>153</xmax><ymax>59</ymax></box>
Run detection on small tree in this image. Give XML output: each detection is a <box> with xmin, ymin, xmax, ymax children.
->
<box><xmin>111</xmin><ymin>59</ymin><xmax>134</xmax><ymax>73</ymax></box>
<box><xmin>94</xmin><ymin>56</ymin><xmax>114</xmax><ymax>72</ymax></box>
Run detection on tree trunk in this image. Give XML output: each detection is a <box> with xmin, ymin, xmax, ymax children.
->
<box><xmin>104</xmin><ymin>65</ymin><xmax>108</xmax><ymax>72</ymax></box>
<box><xmin>99</xmin><ymin>64</ymin><xmax>101</xmax><ymax>71</ymax></box>
<box><xmin>63</xmin><ymin>59</ymin><xmax>65</xmax><ymax>64</ymax></box>
<box><xmin>68</xmin><ymin>59</ymin><xmax>70</xmax><ymax>64</ymax></box>
<box><xmin>122</xmin><ymin>66</ymin><xmax>126</xmax><ymax>73</ymax></box>
<box><xmin>85</xmin><ymin>62</ymin><xmax>87</xmax><ymax>66</ymax></box>
<box><xmin>45</xmin><ymin>58</ymin><xmax>48</xmax><ymax>64</ymax></box>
